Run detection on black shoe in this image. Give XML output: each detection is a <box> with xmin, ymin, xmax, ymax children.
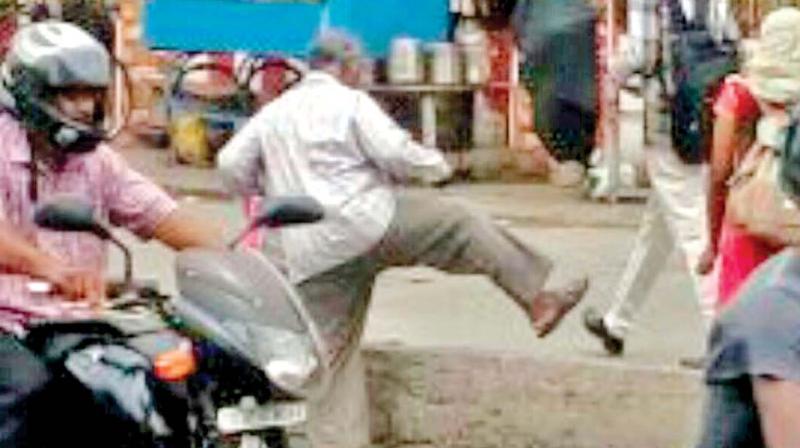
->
<box><xmin>583</xmin><ymin>307</ymin><xmax>625</xmax><ymax>356</ymax></box>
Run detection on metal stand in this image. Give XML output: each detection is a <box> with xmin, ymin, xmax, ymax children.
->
<box><xmin>594</xmin><ymin>0</ymin><xmax>657</xmax><ymax>203</ymax></box>
<box><xmin>605</xmin><ymin>0</ymin><xmax>624</xmax><ymax>202</ymax></box>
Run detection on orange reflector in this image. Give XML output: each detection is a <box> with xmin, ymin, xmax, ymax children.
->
<box><xmin>154</xmin><ymin>343</ymin><xmax>197</xmax><ymax>382</ymax></box>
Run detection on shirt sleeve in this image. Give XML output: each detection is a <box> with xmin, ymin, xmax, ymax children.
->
<box><xmin>714</xmin><ymin>77</ymin><xmax>760</xmax><ymax>122</ymax></box>
<box><xmin>100</xmin><ymin>146</ymin><xmax>178</xmax><ymax>239</ymax></box>
<box><xmin>352</xmin><ymin>91</ymin><xmax>452</xmax><ymax>184</ymax></box>
<box><xmin>216</xmin><ymin>117</ymin><xmax>265</xmax><ymax>195</ymax></box>
<box><xmin>706</xmin><ymin>257</ymin><xmax>800</xmax><ymax>384</ymax></box>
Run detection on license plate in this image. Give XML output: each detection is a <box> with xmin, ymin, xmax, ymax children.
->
<box><xmin>217</xmin><ymin>401</ymin><xmax>307</xmax><ymax>434</ymax></box>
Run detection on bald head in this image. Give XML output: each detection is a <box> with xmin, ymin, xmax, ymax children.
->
<box><xmin>309</xmin><ymin>29</ymin><xmax>362</xmax><ymax>85</ymax></box>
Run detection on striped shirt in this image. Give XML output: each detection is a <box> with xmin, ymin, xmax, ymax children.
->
<box><xmin>0</xmin><ymin>113</ymin><xmax>177</xmax><ymax>332</ymax></box>
<box><xmin>217</xmin><ymin>71</ymin><xmax>452</xmax><ymax>283</ymax></box>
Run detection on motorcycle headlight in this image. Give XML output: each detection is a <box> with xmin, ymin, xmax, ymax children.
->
<box><xmin>265</xmin><ymin>356</ymin><xmax>318</xmax><ymax>394</ymax></box>
<box><xmin>247</xmin><ymin>324</ymin><xmax>320</xmax><ymax>396</ymax></box>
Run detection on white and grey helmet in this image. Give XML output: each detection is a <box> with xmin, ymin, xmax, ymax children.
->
<box><xmin>0</xmin><ymin>21</ymin><xmax>111</xmax><ymax>153</ymax></box>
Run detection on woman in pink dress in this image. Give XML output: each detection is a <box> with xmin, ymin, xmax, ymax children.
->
<box><xmin>697</xmin><ymin>7</ymin><xmax>800</xmax><ymax>311</ymax></box>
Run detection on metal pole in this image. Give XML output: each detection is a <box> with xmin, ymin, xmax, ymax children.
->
<box><xmin>508</xmin><ymin>45</ymin><xmax>520</xmax><ymax>149</ymax></box>
<box><xmin>604</xmin><ymin>0</ymin><xmax>622</xmax><ymax>201</ymax></box>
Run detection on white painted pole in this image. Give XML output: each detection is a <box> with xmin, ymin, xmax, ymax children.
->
<box><xmin>421</xmin><ymin>93</ymin><xmax>437</xmax><ymax>147</ymax></box>
<box><xmin>605</xmin><ymin>0</ymin><xmax>621</xmax><ymax>200</ymax></box>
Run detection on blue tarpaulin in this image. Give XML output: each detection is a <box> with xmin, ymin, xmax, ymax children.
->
<box><xmin>143</xmin><ymin>0</ymin><xmax>450</xmax><ymax>56</ymax></box>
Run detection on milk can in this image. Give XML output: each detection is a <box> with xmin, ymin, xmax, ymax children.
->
<box><xmin>388</xmin><ymin>37</ymin><xmax>423</xmax><ymax>84</ymax></box>
<box><xmin>455</xmin><ymin>18</ymin><xmax>490</xmax><ymax>85</ymax></box>
<box><xmin>427</xmin><ymin>41</ymin><xmax>461</xmax><ymax>84</ymax></box>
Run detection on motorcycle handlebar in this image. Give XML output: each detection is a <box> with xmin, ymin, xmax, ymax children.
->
<box><xmin>27</xmin><ymin>279</ymin><xmax>168</xmax><ymax>306</ymax></box>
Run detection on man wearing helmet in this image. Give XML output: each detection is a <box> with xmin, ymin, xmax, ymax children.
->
<box><xmin>0</xmin><ymin>22</ymin><xmax>223</xmax><ymax>447</ymax></box>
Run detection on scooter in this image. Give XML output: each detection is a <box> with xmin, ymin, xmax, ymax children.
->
<box><xmin>25</xmin><ymin>195</ymin><xmax>330</xmax><ymax>448</ymax></box>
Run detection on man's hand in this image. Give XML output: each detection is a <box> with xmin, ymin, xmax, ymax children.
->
<box><xmin>696</xmin><ymin>246</ymin><xmax>718</xmax><ymax>276</ymax></box>
<box><xmin>39</xmin><ymin>263</ymin><xmax>105</xmax><ymax>304</ymax></box>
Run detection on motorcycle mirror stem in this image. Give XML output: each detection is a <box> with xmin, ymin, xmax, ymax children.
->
<box><xmin>228</xmin><ymin>196</ymin><xmax>325</xmax><ymax>249</ymax></box>
<box><xmin>107</xmin><ymin>235</ymin><xmax>134</xmax><ymax>295</ymax></box>
<box><xmin>228</xmin><ymin>222</ymin><xmax>257</xmax><ymax>250</ymax></box>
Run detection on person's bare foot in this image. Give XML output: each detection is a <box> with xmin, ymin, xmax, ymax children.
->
<box><xmin>528</xmin><ymin>277</ymin><xmax>589</xmax><ymax>338</ymax></box>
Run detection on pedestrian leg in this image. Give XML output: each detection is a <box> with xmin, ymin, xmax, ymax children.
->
<box><xmin>648</xmin><ymin>146</ymin><xmax>716</xmax><ymax>333</ymax></box>
<box><xmin>603</xmin><ymin>194</ymin><xmax>674</xmax><ymax>338</ymax></box>
<box><xmin>298</xmin><ymin>258</ymin><xmax>378</xmax><ymax>448</ymax></box>
<box><xmin>375</xmin><ymin>191</ymin><xmax>588</xmax><ymax>337</ymax></box>
<box><xmin>305</xmin><ymin>348</ymin><xmax>371</xmax><ymax>448</ymax></box>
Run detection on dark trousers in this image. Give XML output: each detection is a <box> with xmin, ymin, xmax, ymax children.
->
<box><xmin>0</xmin><ymin>333</ymin><xmax>133</xmax><ymax>448</ymax></box>
<box><xmin>696</xmin><ymin>379</ymin><xmax>765</xmax><ymax>448</ymax></box>
<box><xmin>0</xmin><ymin>334</ymin><xmax>56</xmax><ymax>448</ymax></box>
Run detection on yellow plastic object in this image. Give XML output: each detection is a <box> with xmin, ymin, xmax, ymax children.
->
<box><xmin>170</xmin><ymin>113</ymin><xmax>210</xmax><ymax>167</ymax></box>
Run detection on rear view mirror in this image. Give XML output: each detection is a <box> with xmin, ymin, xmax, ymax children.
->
<box><xmin>256</xmin><ymin>196</ymin><xmax>324</xmax><ymax>228</ymax></box>
<box><xmin>34</xmin><ymin>197</ymin><xmax>110</xmax><ymax>239</ymax></box>
<box><xmin>229</xmin><ymin>196</ymin><xmax>324</xmax><ymax>248</ymax></box>
<box><xmin>34</xmin><ymin>196</ymin><xmax>133</xmax><ymax>290</ymax></box>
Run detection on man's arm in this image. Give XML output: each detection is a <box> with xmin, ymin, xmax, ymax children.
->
<box><xmin>707</xmin><ymin>112</ymin><xmax>740</xmax><ymax>256</ymax></box>
<box><xmin>0</xmin><ymin>221</ymin><xmax>61</xmax><ymax>279</ymax></box>
<box><xmin>216</xmin><ymin>118</ymin><xmax>265</xmax><ymax>195</ymax></box>
<box><xmin>150</xmin><ymin>206</ymin><xmax>225</xmax><ymax>251</ymax></box>
<box><xmin>0</xmin><ymin>221</ymin><xmax>104</xmax><ymax>300</ymax></box>
<box><xmin>352</xmin><ymin>92</ymin><xmax>452</xmax><ymax>184</ymax></box>
<box><xmin>754</xmin><ymin>377</ymin><xmax>800</xmax><ymax>448</ymax></box>
<box><xmin>102</xmin><ymin>147</ymin><xmax>224</xmax><ymax>250</ymax></box>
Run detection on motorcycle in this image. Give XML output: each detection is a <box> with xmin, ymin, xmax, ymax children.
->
<box><xmin>24</xmin><ymin>195</ymin><xmax>331</xmax><ymax>448</ymax></box>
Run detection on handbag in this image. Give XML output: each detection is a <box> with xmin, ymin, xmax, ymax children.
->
<box><xmin>726</xmin><ymin>141</ymin><xmax>800</xmax><ymax>246</ymax></box>
<box><xmin>666</xmin><ymin>0</ymin><xmax>739</xmax><ymax>164</ymax></box>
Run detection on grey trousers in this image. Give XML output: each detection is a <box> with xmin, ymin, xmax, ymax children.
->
<box><xmin>298</xmin><ymin>191</ymin><xmax>554</xmax><ymax>448</ymax></box>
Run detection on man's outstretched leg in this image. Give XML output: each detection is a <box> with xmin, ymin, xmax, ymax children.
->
<box><xmin>375</xmin><ymin>191</ymin><xmax>589</xmax><ymax>338</ymax></box>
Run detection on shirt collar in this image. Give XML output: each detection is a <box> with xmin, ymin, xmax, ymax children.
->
<box><xmin>302</xmin><ymin>71</ymin><xmax>341</xmax><ymax>85</ymax></box>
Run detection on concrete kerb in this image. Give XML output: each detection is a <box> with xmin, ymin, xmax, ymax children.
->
<box><xmin>363</xmin><ymin>344</ymin><xmax>703</xmax><ymax>448</ymax></box>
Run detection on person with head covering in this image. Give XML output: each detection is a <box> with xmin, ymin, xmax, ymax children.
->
<box><xmin>0</xmin><ymin>21</ymin><xmax>223</xmax><ymax>447</ymax></box>
<box><xmin>217</xmin><ymin>29</ymin><xmax>589</xmax><ymax>448</ymax></box>
<box><xmin>696</xmin><ymin>101</ymin><xmax>800</xmax><ymax>448</ymax></box>
<box><xmin>696</xmin><ymin>6</ymin><xmax>800</xmax><ymax>312</ymax></box>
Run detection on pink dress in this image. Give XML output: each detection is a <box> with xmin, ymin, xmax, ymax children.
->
<box><xmin>717</xmin><ymin>223</ymin><xmax>781</xmax><ymax>308</ymax></box>
<box><xmin>714</xmin><ymin>78</ymin><xmax>782</xmax><ymax>309</ymax></box>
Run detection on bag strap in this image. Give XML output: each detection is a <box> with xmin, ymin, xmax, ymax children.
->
<box><xmin>728</xmin><ymin>107</ymin><xmax>788</xmax><ymax>186</ymax></box>
<box><xmin>727</xmin><ymin>141</ymin><xmax>766</xmax><ymax>188</ymax></box>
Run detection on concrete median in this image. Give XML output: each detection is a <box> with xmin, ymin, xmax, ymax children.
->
<box><xmin>364</xmin><ymin>344</ymin><xmax>703</xmax><ymax>448</ymax></box>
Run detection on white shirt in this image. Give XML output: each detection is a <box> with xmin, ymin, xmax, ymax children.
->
<box><xmin>217</xmin><ymin>71</ymin><xmax>452</xmax><ymax>283</ymax></box>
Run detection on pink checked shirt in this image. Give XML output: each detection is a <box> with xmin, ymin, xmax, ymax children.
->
<box><xmin>0</xmin><ymin>113</ymin><xmax>177</xmax><ymax>333</ymax></box>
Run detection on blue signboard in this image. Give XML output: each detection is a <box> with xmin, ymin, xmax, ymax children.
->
<box><xmin>143</xmin><ymin>0</ymin><xmax>450</xmax><ymax>56</ymax></box>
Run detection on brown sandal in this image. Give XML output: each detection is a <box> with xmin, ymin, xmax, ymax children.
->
<box><xmin>529</xmin><ymin>277</ymin><xmax>589</xmax><ymax>338</ymax></box>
